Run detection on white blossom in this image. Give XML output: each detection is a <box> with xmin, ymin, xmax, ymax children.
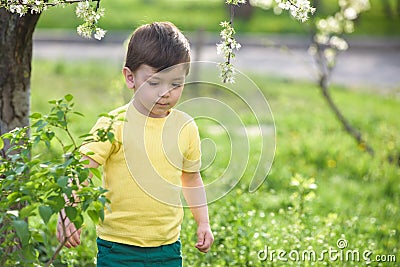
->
<box><xmin>344</xmin><ymin>7</ymin><xmax>357</xmax><ymax>20</ymax></box>
<box><xmin>275</xmin><ymin>0</ymin><xmax>316</xmax><ymax>22</ymax></box>
<box><xmin>324</xmin><ymin>48</ymin><xmax>336</xmax><ymax>67</ymax></box>
<box><xmin>226</xmin><ymin>0</ymin><xmax>247</xmax><ymax>5</ymax></box>
<box><xmin>329</xmin><ymin>36</ymin><xmax>348</xmax><ymax>51</ymax></box>
<box><xmin>312</xmin><ymin>0</ymin><xmax>370</xmax><ymax>68</ymax></box>
<box><xmin>250</xmin><ymin>0</ymin><xmax>273</xmax><ymax>9</ymax></box>
<box><xmin>217</xmin><ymin>20</ymin><xmax>242</xmax><ymax>83</ymax></box>
<box><xmin>94</xmin><ymin>27</ymin><xmax>106</xmax><ymax>40</ymax></box>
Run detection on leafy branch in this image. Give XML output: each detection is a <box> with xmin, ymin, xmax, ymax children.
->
<box><xmin>309</xmin><ymin>0</ymin><xmax>374</xmax><ymax>156</ymax></box>
<box><xmin>219</xmin><ymin>0</ymin><xmax>316</xmax><ymax>83</ymax></box>
<box><xmin>0</xmin><ymin>94</ymin><xmax>119</xmax><ymax>266</ymax></box>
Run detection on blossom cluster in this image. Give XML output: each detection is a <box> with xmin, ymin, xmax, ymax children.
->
<box><xmin>216</xmin><ymin>0</ymin><xmax>248</xmax><ymax>83</ymax></box>
<box><xmin>1</xmin><ymin>0</ymin><xmax>106</xmax><ymax>40</ymax></box>
<box><xmin>225</xmin><ymin>0</ymin><xmax>247</xmax><ymax>5</ymax></box>
<box><xmin>250</xmin><ymin>0</ymin><xmax>316</xmax><ymax>22</ymax></box>
<box><xmin>75</xmin><ymin>1</ymin><xmax>106</xmax><ymax>40</ymax></box>
<box><xmin>1</xmin><ymin>0</ymin><xmax>48</xmax><ymax>15</ymax></box>
<box><xmin>275</xmin><ymin>0</ymin><xmax>316</xmax><ymax>22</ymax></box>
<box><xmin>311</xmin><ymin>0</ymin><xmax>370</xmax><ymax>66</ymax></box>
<box><xmin>217</xmin><ymin>21</ymin><xmax>242</xmax><ymax>83</ymax></box>
<box><xmin>218</xmin><ymin>0</ymin><xmax>315</xmax><ymax>83</ymax></box>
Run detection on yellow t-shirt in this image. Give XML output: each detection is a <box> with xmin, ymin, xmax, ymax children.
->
<box><xmin>80</xmin><ymin>103</ymin><xmax>201</xmax><ymax>247</ymax></box>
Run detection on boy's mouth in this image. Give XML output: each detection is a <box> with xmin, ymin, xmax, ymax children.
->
<box><xmin>155</xmin><ymin>102</ymin><xmax>169</xmax><ymax>106</ymax></box>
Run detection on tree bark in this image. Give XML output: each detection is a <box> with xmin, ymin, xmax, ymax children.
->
<box><xmin>0</xmin><ymin>9</ymin><xmax>41</xmax><ymax>156</ymax></box>
<box><xmin>313</xmin><ymin>43</ymin><xmax>375</xmax><ymax>157</ymax></box>
<box><xmin>0</xmin><ymin>9</ymin><xmax>40</xmax><ymax>261</ymax></box>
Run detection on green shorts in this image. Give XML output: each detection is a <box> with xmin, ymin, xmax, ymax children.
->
<box><xmin>96</xmin><ymin>238</ymin><xmax>182</xmax><ymax>267</ymax></box>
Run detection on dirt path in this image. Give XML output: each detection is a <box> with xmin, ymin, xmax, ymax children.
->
<box><xmin>33</xmin><ymin>31</ymin><xmax>400</xmax><ymax>95</ymax></box>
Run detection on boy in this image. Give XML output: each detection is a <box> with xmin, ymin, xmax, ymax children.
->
<box><xmin>57</xmin><ymin>22</ymin><xmax>214</xmax><ymax>266</ymax></box>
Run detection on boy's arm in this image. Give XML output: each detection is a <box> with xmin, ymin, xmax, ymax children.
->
<box><xmin>56</xmin><ymin>155</ymin><xmax>99</xmax><ymax>248</ymax></box>
<box><xmin>181</xmin><ymin>171</ymin><xmax>214</xmax><ymax>253</ymax></box>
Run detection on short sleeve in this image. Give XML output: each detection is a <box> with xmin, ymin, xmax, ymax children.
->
<box><xmin>79</xmin><ymin>116</ymin><xmax>120</xmax><ymax>165</ymax></box>
<box><xmin>182</xmin><ymin>120</ymin><xmax>201</xmax><ymax>172</ymax></box>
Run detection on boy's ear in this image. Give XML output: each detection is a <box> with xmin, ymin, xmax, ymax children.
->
<box><xmin>122</xmin><ymin>67</ymin><xmax>135</xmax><ymax>89</ymax></box>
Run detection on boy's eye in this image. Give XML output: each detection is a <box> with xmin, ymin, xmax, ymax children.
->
<box><xmin>148</xmin><ymin>81</ymin><xmax>159</xmax><ymax>86</ymax></box>
<box><xmin>172</xmin><ymin>83</ymin><xmax>183</xmax><ymax>88</ymax></box>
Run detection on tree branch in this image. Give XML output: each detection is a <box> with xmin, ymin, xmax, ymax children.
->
<box><xmin>315</xmin><ymin>44</ymin><xmax>375</xmax><ymax>157</ymax></box>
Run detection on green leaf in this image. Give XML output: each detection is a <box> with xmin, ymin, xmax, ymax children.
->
<box><xmin>57</xmin><ymin>176</ymin><xmax>69</xmax><ymax>188</ymax></box>
<box><xmin>39</xmin><ymin>206</ymin><xmax>54</xmax><ymax>224</ymax></box>
<box><xmin>56</xmin><ymin>110</ymin><xmax>64</xmax><ymax>120</ymax></box>
<box><xmin>7</xmin><ymin>192</ymin><xmax>19</xmax><ymax>202</ymax></box>
<box><xmin>12</xmin><ymin>220</ymin><xmax>30</xmax><ymax>247</ymax></box>
<box><xmin>64</xmin><ymin>94</ymin><xmax>74</xmax><ymax>102</ymax></box>
<box><xmin>0</xmin><ymin>136</ymin><xmax>4</xmax><ymax>150</ymax></box>
<box><xmin>48</xmin><ymin>195</ymin><xmax>66</xmax><ymax>212</ymax></box>
<box><xmin>65</xmin><ymin>206</ymin><xmax>77</xmax><ymax>220</ymax></box>
<box><xmin>99</xmin><ymin>208</ymin><xmax>105</xmax><ymax>221</ymax></box>
<box><xmin>73</xmin><ymin>111</ymin><xmax>85</xmax><ymax>117</ymax></box>
<box><xmin>87</xmin><ymin>210</ymin><xmax>99</xmax><ymax>224</ymax></box>
<box><xmin>20</xmin><ymin>205</ymin><xmax>37</xmax><ymax>219</ymax></box>
<box><xmin>107</xmin><ymin>132</ymin><xmax>115</xmax><ymax>143</ymax></box>
<box><xmin>98</xmin><ymin>113</ymin><xmax>110</xmax><ymax>117</ymax></box>
<box><xmin>79</xmin><ymin>133</ymin><xmax>92</xmax><ymax>139</ymax></box>
<box><xmin>72</xmin><ymin>214</ymin><xmax>83</xmax><ymax>229</ymax></box>
<box><xmin>89</xmin><ymin>168</ymin><xmax>102</xmax><ymax>179</ymax></box>
<box><xmin>30</xmin><ymin>112</ymin><xmax>42</xmax><ymax>119</ymax></box>
<box><xmin>21</xmin><ymin>244</ymin><xmax>37</xmax><ymax>261</ymax></box>
<box><xmin>64</xmin><ymin>144</ymin><xmax>74</xmax><ymax>152</ymax></box>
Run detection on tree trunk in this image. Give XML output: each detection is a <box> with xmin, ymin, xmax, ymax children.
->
<box><xmin>0</xmin><ymin>9</ymin><xmax>40</xmax><ymax>261</ymax></box>
<box><xmin>0</xmin><ymin>9</ymin><xmax>41</xmax><ymax>156</ymax></box>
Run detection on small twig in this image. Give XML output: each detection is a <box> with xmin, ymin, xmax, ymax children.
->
<box><xmin>63</xmin><ymin>113</ymin><xmax>77</xmax><ymax>150</ymax></box>
<box><xmin>226</xmin><ymin>4</ymin><xmax>235</xmax><ymax>66</ymax></box>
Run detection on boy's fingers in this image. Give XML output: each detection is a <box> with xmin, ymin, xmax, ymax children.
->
<box><xmin>195</xmin><ymin>231</ymin><xmax>205</xmax><ymax>246</ymax></box>
<box><xmin>195</xmin><ymin>232</ymin><xmax>213</xmax><ymax>253</ymax></box>
<box><xmin>67</xmin><ymin>228</ymin><xmax>81</xmax><ymax>247</ymax></box>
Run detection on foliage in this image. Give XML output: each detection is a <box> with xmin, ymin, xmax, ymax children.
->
<box><xmin>0</xmin><ymin>95</ymin><xmax>117</xmax><ymax>266</ymax></box>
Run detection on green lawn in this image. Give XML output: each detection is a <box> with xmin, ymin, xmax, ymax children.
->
<box><xmin>35</xmin><ymin>0</ymin><xmax>400</xmax><ymax>35</ymax></box>
<box><xmin>30</xmin><ymin>59</ymin><xmax>400</xmax><ymax>266</ymax></box>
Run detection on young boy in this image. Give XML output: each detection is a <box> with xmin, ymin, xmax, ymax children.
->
<box><xmin>57</xmin><ymin>22</ymin><xmax>214</xmax><ymax>266</ymax></box>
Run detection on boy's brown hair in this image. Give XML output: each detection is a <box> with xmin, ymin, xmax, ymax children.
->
<box><xmin>125</xmin><ymin>22</ymin><xmax>191</xmax><ymax>73</ymax></box>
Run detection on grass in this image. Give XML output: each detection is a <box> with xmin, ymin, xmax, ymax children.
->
<box><xmin>31</xmin><ymin>59</ymin><xmax>400</xmax><ymax>266</ymax></box>
<box><xmin>35</xmin><ymin>0</ymin><xmax>400</xmax><ymax>36</ymax></box>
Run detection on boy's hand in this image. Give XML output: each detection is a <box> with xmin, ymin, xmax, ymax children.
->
<box><xmin>195</xmin><ymin>222</ymin><xmax>214</xmax><ymax>253</ymax></box>
<box><xmin>56</xmin><ymin>212</ymin><xmax>82</xmax><ymax>248</ymax></box>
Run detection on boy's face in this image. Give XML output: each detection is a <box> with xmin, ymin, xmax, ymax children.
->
<box><xmin>124</xmin><ymin>64</ymin><xmax>186</xmax><ymax>118</ymax></box>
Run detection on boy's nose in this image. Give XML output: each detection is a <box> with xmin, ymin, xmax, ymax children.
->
<box><xmin>158</xmin><ymin>87</ymin><xmax>171</xmax><ymax>97</ymax></box>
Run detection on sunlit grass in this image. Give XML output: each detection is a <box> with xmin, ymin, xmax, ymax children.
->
<box><xmin>35</xmin><ymin>0</ymin><xmax>400</xmax><ymax>35</ymax></box>
<box><xmin>31</xmin><ymin>60</ymin><xmax>400</xmax><ymax>266</ymax></box>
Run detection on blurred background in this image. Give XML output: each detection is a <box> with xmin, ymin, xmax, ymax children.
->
<box><xmin>29</xmin><ymin>0</ymin><xmax>399</xmax><ymax>266</ymax></box>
